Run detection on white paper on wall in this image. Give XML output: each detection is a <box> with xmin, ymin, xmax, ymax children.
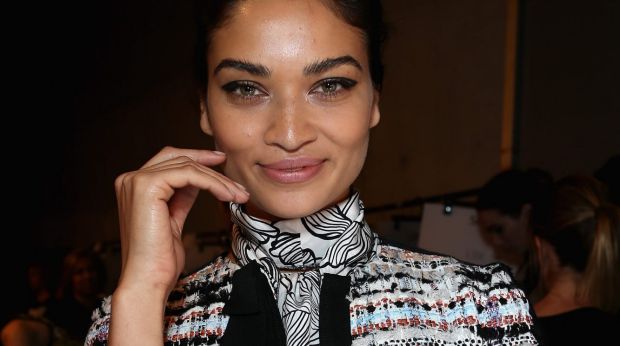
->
<box><xmin>417</xmin><ymin>203</ymin><xmax>497</xmax><ymax>265</ymax></box>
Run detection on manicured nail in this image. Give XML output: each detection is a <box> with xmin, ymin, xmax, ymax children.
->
<box><xmin>212</xmin><ymin>151</ymin><xmax>226</xmax><ymax>155</ymax></box>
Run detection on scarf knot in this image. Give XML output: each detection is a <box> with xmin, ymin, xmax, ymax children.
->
<box><xmin>229</xmin><ymin>190</ymin><xmax>377</xmax><ymax>346</ymax></box>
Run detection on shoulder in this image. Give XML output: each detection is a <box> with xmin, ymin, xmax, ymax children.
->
<box><xmin>85</xmin><ymin>254</ymin><xmax>239</xmax><ymax>346</ymax></box>
<box><xmin>536</xmin><ymin>308</ymin><xmax>619</xmax><ymax>344</ymax></box>
<box><xmin>538</xmin><ymin>307</ymin><xmax>619</xmax><ymax>329</ymax></box>
<box><xmin>1</xmin><ymin>317</ymin><xmax>51</xmax><ymax>346</ymax></box>
<box><xmin>349</xmin><ymin>240</ymin><xmax>538</xmax><ymax>345</ymax></box>
<box><xmin>354</xmin><ymin>240</ymin><xmax>519</xmax><ymax>293</ymax></box>
<box><xmin>163</xmin><ymin>255</ymin><xmax>238</xmax><ymax>343</ymax></box>
<box><xmin>167</xmin><ymin>254</ymin><xmax>238</xmax><ymax>312</ymax></box>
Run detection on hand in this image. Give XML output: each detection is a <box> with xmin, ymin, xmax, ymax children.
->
<box><xmin>113</xmin><ymin>146</ymin><xmax>249</xmax><ymax>297</ymax></box>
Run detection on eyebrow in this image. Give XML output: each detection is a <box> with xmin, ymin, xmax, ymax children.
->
<box><xmin>212</xmin><ymin>55</ymin><xmax>362</xmax><ymax>78</ymax></box>
<box><xmin>304</xmin><ymin>55</ymin><xmax>362</xmax><ymax>75</ymax></box>
<box><xmin>213</xmin><ymin>59</ymin><xmax>271</xmax><ymax>77</ymax></box>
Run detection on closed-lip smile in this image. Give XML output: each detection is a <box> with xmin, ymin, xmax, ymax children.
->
<box><xmin>260</xmin><ymin>157</ymin><xmax>326</xmax><ymax>184</ymax></box>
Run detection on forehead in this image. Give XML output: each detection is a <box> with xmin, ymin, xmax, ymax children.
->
<box><xmin>477</xmin><ymin>209</ymin><xmax>512</xmax><ymax>225</ymax></box>
<box><xmin>208</xmin><ymin>0</ymin><xmax>367</xmax><ymax>70</ymax></box>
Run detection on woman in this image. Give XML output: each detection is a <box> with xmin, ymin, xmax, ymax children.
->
<box><xmin>86</xmin><ymin>1</ymin><xmax>538</xmax><ymax>345</ymax></box>
<box><xmin>533</xmin><ymin>176</ymin><xmax>620</xmax><ymax>345</ymax></box>
<box><xmin>47</xmin><ymin>248</ymin><xmax>107</xmax><ymax>343</ymax></box>
<box><xmin>2</xmin><ymin>248</ymin><xmax>106</xmax><ymax>346</ymax></box>
<box><xmin>476</xmin><ymin>168</ymin><xmax>553</xmax><ymax>298</ymax></box>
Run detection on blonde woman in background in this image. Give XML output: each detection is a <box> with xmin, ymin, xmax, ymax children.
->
<box><xmin>534</xmin><ymin>175</ymin><xmax>620</xmax><ymax>345</ymax></box>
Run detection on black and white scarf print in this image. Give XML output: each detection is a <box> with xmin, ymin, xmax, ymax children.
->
<box><xmin>230</xmin><ymin>190</ymin><xmax>377</xmax><ymax>346</ymax></box>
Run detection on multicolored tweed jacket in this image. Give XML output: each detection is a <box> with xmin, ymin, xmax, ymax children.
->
<box><xmin>85</xmin><ymin>239</ymin><xmax>538</xmax><ymax>345</ymax></box>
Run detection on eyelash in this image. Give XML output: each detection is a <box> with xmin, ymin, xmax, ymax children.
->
<box><xmin>221</xmin><ymin>81</ymin><xmax>267</xmax><ymax>104</ymax></box>
<box><xmin>220</xmin><ymin>77</ymin><xmax>358</xmax><ymax>104</ymax></box>
<box><xmin>310</xmin><ymin>78</ymin><xmax>357</xmax><ymax>100</ymax></box>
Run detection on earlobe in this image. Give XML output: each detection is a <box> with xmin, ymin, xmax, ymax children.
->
<box><xmin>534</xmin><ymin>236</ymin><xmax>542</xmax><ymax>253</ymax></box>
<box><xmin>200</xmin><ymin>98</ymin><xmax>213</xmax><ymax>135</ymax></box>
<box><xmin>533</xmin><ymin>236</ymin><xmax>546</xmax><ymax>279</ymax></box>
<box><xmin>369</xmin><ymin>90</ymin><xmax>381</xmax><ymax>128</ymax></box>
<box><xmin>520</xmin><ymin>203</ymin><xmax>532</xmax><ymax>227</ymax></box>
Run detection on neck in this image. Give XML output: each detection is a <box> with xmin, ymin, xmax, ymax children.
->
<box><xmin>243</xmin><ymin>189</ymin><xmax>351</xmax><ymax>222</ymax></box>
<box><xmin>229</xmin><ymin>189</ymin><xmax>375</xmax><ymax>273</ymax></box>
<box><xmin>534</xmin><ymin>267</ymin><xmax>590</xmax><ymax>317</ymax></box>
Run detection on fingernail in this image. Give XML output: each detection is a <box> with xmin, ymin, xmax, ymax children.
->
<box><xmin>212</xmin><ymin>151</ymin><xmax>226</xmax><ymax>156</ymax></box>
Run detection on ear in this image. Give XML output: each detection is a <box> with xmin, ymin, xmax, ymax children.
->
<box><xmin>533</xmin><ymin>236</ymin><xmax>548</xmax><ymax>285</ymax></box>
<box><xmin>369</xmin><ymin>90</ymin><xmax>381</xmax><ymax>128</ymax></box>
<box><xmin>519</xmin><ymin>203</ymin><xmax>532</xmax><ymax>228</ymax></box>
<box><xmin>199</xmin><ymin>97</ymin><xmax>213</xmax><ymax>136</ymax></box>
<box><xmin>533</xmin><ymin>235</ymin><xmax>543</xmax><ymax>256</ymax></box>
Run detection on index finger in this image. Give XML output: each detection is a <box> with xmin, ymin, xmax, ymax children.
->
<box><xmin>141</xmin><ymin>146</ymin><xmax>226</xmax><ymax>169</ymax></box>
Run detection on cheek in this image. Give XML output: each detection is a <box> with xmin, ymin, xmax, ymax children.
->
<box><xmin>488</xmin><ymin>234</ymin><xmax>506</xmax><ymax>246</ymax></box>
<box><xmin>208</xmin><ymin>99</ymin><xmax>253</xmax><ymax>147</ymax></box>
<box><xmin>503</xmin><ymin>222</ymin><xmax>527</xmax><ymax>244</ymax></box>
<box><xmin>320</xmin><ymin>100</ymin><xmax>373</xmax><ymax>149</ymax></box>
<box><xmin>209</xmin><ymin>114</ymin><xmax>263</xmax><ymax>180</ymax></box>
<box><xmin>212</xmin><ymin>121</ymin><xmax>256</xmax><ymax>152</ymax></box>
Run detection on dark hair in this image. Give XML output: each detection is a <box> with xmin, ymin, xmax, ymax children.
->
<box><xmin>194</xmin><ymin>0</ymin><xmax>387</xmax><ymax>97</ymax></box>
<box><xmin>476</xmin><ymin>168</ymin><xmax>554</xmax><ymax>228</ymax></box>
<box><xmin>594</xmin><ymin>154</ymin><xmax>620</xmax><ymax>205</ymax></box>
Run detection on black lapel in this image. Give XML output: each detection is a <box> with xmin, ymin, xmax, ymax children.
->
<box><xmin>220</xmin><ymin>261</ymin><xmax>287</xmax><ymax>346</ymax></box>
<box><xmin>319</xmin><ymin>273</ymin><xmax>352</xmax><ymax>346</ymax></box>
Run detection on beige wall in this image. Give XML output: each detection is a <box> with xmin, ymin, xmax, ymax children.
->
<box><xmin>517</xmin><ymin>0</ymin><xmax>620</xmax><ymax>178</ymax></box>
<box><xmin>360</xmin><ymin>0</ymin><xmax>509</xmax><ymax>224</ymax></box>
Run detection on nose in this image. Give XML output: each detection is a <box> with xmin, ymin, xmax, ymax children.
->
<box><xmin>264</xmin><ymin>98</ymin><xmax>317</xmax><ymax>152</ymax></box>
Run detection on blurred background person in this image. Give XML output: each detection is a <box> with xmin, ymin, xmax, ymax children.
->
<box><xmin>19</xmin><ymin>253</ymin><xmax>59</xmax><ymax>317</ymax></box>
<box><xmin>476</xmin><ymin>168</ymin><xmax>553</xmax><ymax>299</ymax></box>
<box><xmin>1</xmin><ymin>247</ymin><xmax>107</xmax><ymax>346</ymax></box>
<box><xmin>532</xmin><ymin>175</ymin><xmax>619</xmax><ymax>344</ymax></box>
<box><xmin>47</xmin><ymin>247</ymin><xmax>108</xmax><ymax>342</ymax></box>
<box><xmin>0</xmin><ymin>252</ymin><xmax>60</xmax><ymax>346</ymax></box>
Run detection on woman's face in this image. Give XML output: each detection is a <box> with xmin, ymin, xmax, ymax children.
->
<box><xmin>71</xmin><ymin>258</ymin><xmax>100</xmax><ymax>298</ymax></box>
<box><xmin>202</xmin><ymin>0</ymin><xmax>380</xmax><ymax>219</ymax></box>
<box><xmin>477</xmin><ymin>208</ymin><xmax>531</xmax><ymax>266</ymax></box>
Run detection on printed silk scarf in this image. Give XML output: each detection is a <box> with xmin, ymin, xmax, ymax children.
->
<box><xmin>229</xmin><ymin>190</ymin><xmax>377</xmax><ymax>346</ymax></box>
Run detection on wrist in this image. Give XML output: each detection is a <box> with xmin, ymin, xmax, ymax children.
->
<box><xmin>109</xmin><ymin>286</ymin><xmax>169</xmax><ymax>345</ymax></box>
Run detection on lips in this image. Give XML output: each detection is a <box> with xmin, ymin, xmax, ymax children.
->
<box><xmin>260</xmin><ymin>157</ymin><xmax>325</xmax><ymax>184</ymax></box>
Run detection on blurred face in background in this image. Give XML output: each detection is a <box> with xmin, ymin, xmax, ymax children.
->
<box><xmin>71</xmin><ymin>258</ymin><xmax>100</xmax><ymax>298</ymax></box>
<box><xmin>477</xmin><ymin>206</ymin><xmax>531</xmax><ymax>266</ymax></box>
<box><xmin>28</xmin><ymin>264</ymin><xmax>47</xmax><ymax>292</ymax></box>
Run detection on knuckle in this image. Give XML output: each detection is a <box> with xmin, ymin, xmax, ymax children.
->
<box><xmin>160</xmin><ymin>146</ymin><xmax>177</xmax><ymax>157</ymax></box>
<box><xmin>117</xmin><ymin>170</ymin><xmax>155</xmax><ymax>193</ymax></box>
<box><xmin>181</xmin><ymin>162</ymin><xmax>200</xmax><ymax>174</ymax></box>
<box><xmin>114</xmin><ymin>173</ymin><xmax>129</xmax><ymax>191</ymax></box>
<box><xmin>177</xmin><ymin>155</ymin><xmax>193</xmax><ymax>163</ymax></box>
<box><xmin>131</xmin><ymin>172</ymin><xmax>153</xmax><ymax>188</ymax></box>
